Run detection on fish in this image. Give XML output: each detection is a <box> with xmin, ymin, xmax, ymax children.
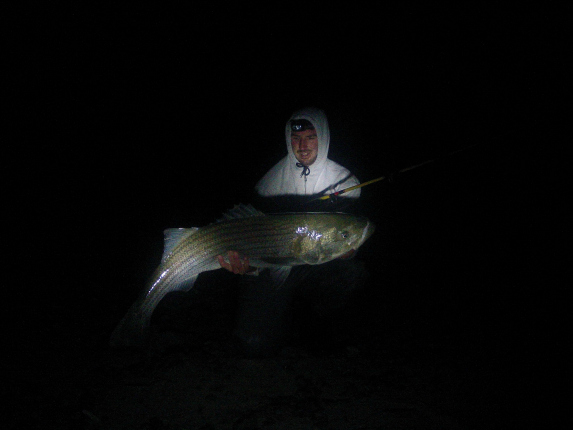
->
<box><xmin>110</xmin><ymin>204</ymin><xmax>375</xmax><ymax>347</ymax></box>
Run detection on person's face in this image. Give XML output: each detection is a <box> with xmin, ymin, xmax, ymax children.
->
<box><xmin>291</xmin><ymin>128</ymin><xmax>318</xmax><ymax>166</ymax></box>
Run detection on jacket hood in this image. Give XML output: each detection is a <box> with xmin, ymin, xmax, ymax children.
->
<box><xmin>285</xmin><ymin>107</ymin><xmax>330</xmax><ymax>172</ymax></box>
<box><xmin>255</xmin><ymin>107</ymin><xmax>361</xmax><ymax>198</ymax></box>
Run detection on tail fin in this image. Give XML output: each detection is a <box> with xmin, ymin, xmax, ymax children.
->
<box><xmin>109</xmin><ymin>302</ymin><xmax>150</xmax><ymax>348</ymax></box>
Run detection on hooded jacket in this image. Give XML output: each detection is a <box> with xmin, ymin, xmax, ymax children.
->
<box><xmin>255</xmin><ymin>108</ymin><xmax>361</xmax><ymax>199</ymax></box>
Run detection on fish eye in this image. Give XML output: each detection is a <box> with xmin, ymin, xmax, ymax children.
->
<box><xmin>340</xmin><ymin>231</ymin><xmax>348</xmax><ymax>239</ymax></box>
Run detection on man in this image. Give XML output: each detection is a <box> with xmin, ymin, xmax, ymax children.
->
<box><xmin>218</xmin><ymin>107</ymin><xmax>361</xmax><ymax>274</ymax></box>
<box><xmin>256</xmin><ymin>106</ymin><xmax>361</xmax><ymax>200</ymax></box>
<box><xmin>217</xmin><ymin>107</ymin><xmax>365</xmax><ymax>356</ymax></box>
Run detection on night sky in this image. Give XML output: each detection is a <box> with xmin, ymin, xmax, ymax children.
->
<box><xmin>11</xmin><ymin>5</ymin><xmax>567</xmax><ymax>233</ymax></box>
<box><xmin>6</xmin><ymin>4</ymin><xmax>570</xmax><ymax>428</ymax></box>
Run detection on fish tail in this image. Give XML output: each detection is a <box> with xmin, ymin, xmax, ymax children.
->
<box><xmin>109</xmin><ymin>302</ymin><xmax>150</xmax><ymax>348</ymax></box>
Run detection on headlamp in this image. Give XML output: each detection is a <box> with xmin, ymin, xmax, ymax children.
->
<box><xmin>290</xmin><ymin>119</ymin><xmax>315</xmax><ymax>132</ymax></box>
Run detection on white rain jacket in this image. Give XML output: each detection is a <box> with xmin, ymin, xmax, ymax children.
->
<box><xmin>255</xmin><ymin>108</ymin><xmax>361</xmax><ymax>198</ymax></box>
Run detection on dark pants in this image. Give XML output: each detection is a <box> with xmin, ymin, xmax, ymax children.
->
<box><xmin>233</xmin><ymin>259</ymin><xmax>368</xmax><ymax>357</ymax></box>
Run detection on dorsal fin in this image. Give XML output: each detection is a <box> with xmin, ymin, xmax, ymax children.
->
<box><xmin>162</xmin><ymin>228</ymin><xmax>199</xmax><ymax>262</ymax></box>
<box><xmin>217</xmin><ymin>203</ymin><xmax>265</xmax><ymax>222</ymax></box>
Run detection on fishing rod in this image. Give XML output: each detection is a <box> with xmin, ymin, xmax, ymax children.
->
<box><xmin>310</xmin><ymin>143</ymin><xmax>479</xmax><ymax>203</ymax></box>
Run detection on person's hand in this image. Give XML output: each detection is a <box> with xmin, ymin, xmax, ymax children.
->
<box><xmin>217</xmin><ymin>251</ymin><xmax>253</xmax><ymax>274</ymax></box>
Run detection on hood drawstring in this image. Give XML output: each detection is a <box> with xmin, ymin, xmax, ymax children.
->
<box><xmin>296</xmin><ymin>162</ymin><xmax>310</xmax><ymax>195</ymax></box>
<box><xmin>296</xmin><ymin>162</ymin><xmax>310</xmax><ymax>178</ymax></box>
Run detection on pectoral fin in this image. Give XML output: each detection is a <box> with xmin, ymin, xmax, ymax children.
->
<box><xmin>301</xmin><ymin>249</ymin><xmax>321</xmax><ymax>264</ymax></box>
<box><xmin>268</xmin><ymin>266</ymin><xmax>292</xmax><ymax>288</ymax></box>
<box><xmin>293</xmin><ymin>236</ymin><xmax>321</xmax><ymax>265</ymax></box>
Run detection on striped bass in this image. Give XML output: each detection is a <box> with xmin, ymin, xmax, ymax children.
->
<box><xmin>110</xmin><ymin>204</ymin><xmax>375</xmax><ymax>347</ymax></box>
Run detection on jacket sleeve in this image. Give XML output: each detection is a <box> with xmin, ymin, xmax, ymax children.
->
<box><xmin>333</xmin><ymin>171</ymin><xmax>361</xmax><ymax>198</ymax></box>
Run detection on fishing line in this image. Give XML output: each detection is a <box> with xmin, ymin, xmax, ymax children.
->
<box><xmin>308</xmin><ymin>143</ymin><xmax>479</xmax><ymax>203</ymax></box>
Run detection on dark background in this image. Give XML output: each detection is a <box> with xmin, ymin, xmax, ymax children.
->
<box><xmin>6</xmin><ymin>3</ymin><xmax>570</xmax><ymax>429</ymax></box>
